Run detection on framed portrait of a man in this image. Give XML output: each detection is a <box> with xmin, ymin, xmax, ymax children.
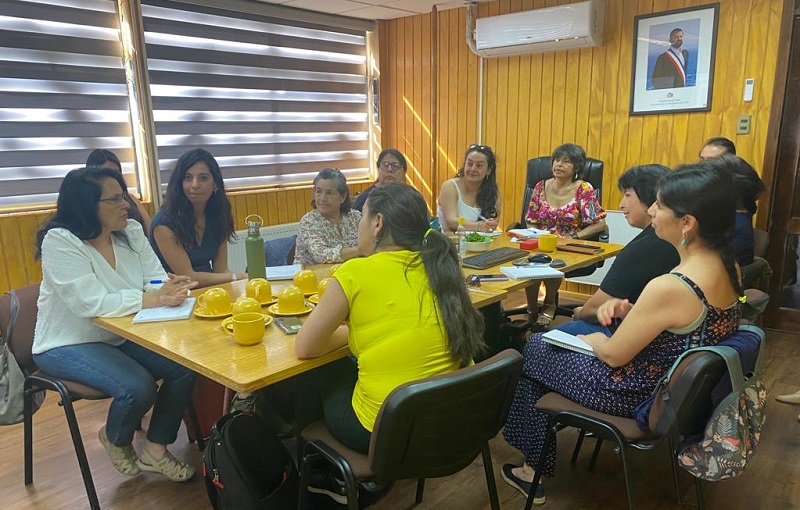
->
<box><xmin>630</xmin><ymin>4</ymin><xmax>720</xmax><ymax>115</ymax></box>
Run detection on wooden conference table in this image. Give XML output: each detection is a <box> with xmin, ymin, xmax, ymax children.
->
<box><xmin>95</xmin><ymin>237</ymin><xmax>623</xmax><ymax>393</ymax></box>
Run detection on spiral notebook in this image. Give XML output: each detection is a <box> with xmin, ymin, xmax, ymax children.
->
<box><xmin>499</xmin><ymin>265</ymin><xmax>565</xmax><ymax>280</ymax></box>
<box><xmin>541</xmin><ymin>329</ymin><xmax>595</xmax><ymax>357</ymax></box>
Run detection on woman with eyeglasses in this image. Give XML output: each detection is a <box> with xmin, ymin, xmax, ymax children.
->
<box><xmin>294</xmin><ymin>168</ymin><xmax>362</xmax><ymax>265</ymax></box>
<box><xmin>352</xmin><ymin>148</ymin><xmax>408</xmax><ymax>212</ymax></box>
<box><xmin>524</xmin><ymin>143</ymin><xmax>607</xmax><ymax>327</ymax></box>
<box><xmin>149</xmin><ymin>148</ymin><xmax>242</xmax><ymax>288</ymax></box>
<box><xmin>86</xmin><ymin>149</ymin><xmax>152</xmax><ymax>234</ymax></box>
<box><xmin>33</xmin><ymin>166</ymin><xmax>198</xmax><ymax>482</ymax></box>
<box><xmin>437</xmin><ymin>144</ymin><xmax>500</xmax><ymax>233</ymax></box>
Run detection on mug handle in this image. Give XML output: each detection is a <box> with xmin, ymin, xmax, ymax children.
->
<box><xmin>221</xmin><ymin>317</ymin><xmax>234</xmax><ymax>335</ymax></box>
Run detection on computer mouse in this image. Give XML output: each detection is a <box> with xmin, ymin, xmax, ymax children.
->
<box><xmin>528</xmin><ymin>253</ymin><xmax>552</xmax><ymax>264</ymax></box>
<box><xmin>550</xmin><ymin>258</ymin><xmax>567</xmax><ymax>268</ymax></box>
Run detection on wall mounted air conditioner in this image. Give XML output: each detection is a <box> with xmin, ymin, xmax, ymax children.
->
<box><xmin>475</xmin><ymin>0</ymin><xmax>604</xmax><ymax>58</ymax></box>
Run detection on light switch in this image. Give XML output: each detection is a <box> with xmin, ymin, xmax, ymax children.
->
<box><xmin>737</xmin><ymin>115</ymin><xmax>752</xmax><ymax>134</ymax></box>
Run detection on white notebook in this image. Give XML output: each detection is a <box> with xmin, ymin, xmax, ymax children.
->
<box><xmin>499</xmin><ymin>266</ymin><xmax>565</xmax><ymax>280</ymax></box>
<box><xmin>542</xmin><ymin>329</ymin><xmax>595</xmax><ymax>357</ymax></box>
<box><xmin>132</xmin><ymin>298</ymin><xmax>196</xmax><ymax>324</ymax></box>
<box><xmin>266</xmin><ymin>264</ymin><xmax>302</xmax><ymax>281</ymax></box>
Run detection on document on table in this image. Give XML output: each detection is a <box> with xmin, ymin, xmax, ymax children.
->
<box><xmin>507</xmin><ymin>228</ymin><xmax>551</xmax><ymax>240</ymax></box>
<box><xmin>266</xmin><ymin>264</ymin><xmax>302</xmax><ymax>281</ymax></box>
<box><xmin>132</xmin><ymin>298</ymin><xmax>196</xmax><ymax>324</ymax></box>
<box><xmin>541</xmin><ymin>329</ymin><xmax>595</xmax><ymax>357</ymax></box>
<box><xmin>499</xmin><ymin>266</ymin><xmax>565</xmax><ymax>280</ymax></box>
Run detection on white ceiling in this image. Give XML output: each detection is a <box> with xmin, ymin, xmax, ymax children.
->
<box><xmin>255</xmin><ymin>0</ymin><xmax>492</xmax><ymax>20</ymax></box>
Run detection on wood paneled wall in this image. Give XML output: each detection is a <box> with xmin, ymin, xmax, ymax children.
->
<box><xmin>378</xmin><ymin>0</ymin><xmax>784</xmax><ymax>228</ymax></box>
<box><xmin>0</xmin><ymin>0</ymin><xmax>785</xmax><ymax>295</ymax></box>
<box><xmin>377</xmin><ymin>0</ymin><xmax>784</xmax><ymax>295</ymax></box>
<box><xmin>0</xmin><ymin>183</ymin><xmax>369</xmax><ymax>294</ymax></box>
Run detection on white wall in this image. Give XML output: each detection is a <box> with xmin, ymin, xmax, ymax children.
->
<box><xmin>567</xmin><ymin>210</ymin><xmax>639</xmax><ymax>286</ymax></box>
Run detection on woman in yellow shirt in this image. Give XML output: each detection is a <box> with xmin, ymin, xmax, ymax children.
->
<box><xmin>295</xmin><ymin>183</ymin><xmax>486</xmax><ymax>500</ymax></box>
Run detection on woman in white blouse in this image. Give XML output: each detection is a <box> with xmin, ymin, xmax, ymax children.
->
<box><xmin>294</xmin><ymin>168</ymin><xmax>362</xmax><ymax>265</ymax></box>
<box><xmin>33</xmin><ymin>167</ymin><xmax>198</xmax><ymax>482</ymax></box>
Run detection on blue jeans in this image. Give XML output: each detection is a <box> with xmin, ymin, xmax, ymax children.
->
<box><xmin>33</xmin><ymin>341</ymin><xmax>195</xmax><ymax>447</ymax></box>
<box><xmin>553</xmin><ymin>320</ymin><xmax>613</xmax><ymax>336</ymax></box>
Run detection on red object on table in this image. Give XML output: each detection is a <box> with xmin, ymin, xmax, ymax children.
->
<box><xmin>520</xmin><ymin>240</ymin><xmax>538</xmax><ymax>250</ymax></box>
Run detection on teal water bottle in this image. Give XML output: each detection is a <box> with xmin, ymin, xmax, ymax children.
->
<box><xmin>245</xmin><ymin>214</ymin><xmax>266</xmax><ymax>280</ymax></box>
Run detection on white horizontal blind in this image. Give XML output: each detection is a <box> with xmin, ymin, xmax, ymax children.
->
<box><xmin>141</xmin><ymin>0</ymin><xmax>371</xmax><ymax>191</ymax></box>
<box><xmin>0</xmin><ymin>0</ymin><xmax>135</xmax><ymax>209</ymax></box>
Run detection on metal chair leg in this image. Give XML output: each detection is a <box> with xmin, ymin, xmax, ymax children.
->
<box><xmin>61</xmin><ymin>394</ymin><xmax>101</xmax><ymax>510</ymax></box>
<box><xmin>571</xmin><ymin>429</ymin><xmax>586</xmax><ymax>463</ymax></box>
<box><xmin>23</xmin><ymin>384</ymin><xmax>34</xmax><ymax>485</ymax></box>
<box><xmin>694</xmin><ymin>476</ymin><xmax>705</xmax><ymax>510</ymax></box>
<box><xmin>617</xmin><ymin>440</ymin><xmax>636</xmax><ymax>510</ymax></box>
<box><xmin>528</xmin><ymin>421</ymin><xmax>558</xmax><ymax>510</ymax></box>
<box><xmin>668</xmin><ymin>436</ymin><xmax>682</xmax><ymax>504</ymax></box>
<box><xmin>185</xmin><ymin>399</ymin><xmax>205</xmax><ymax>450</ymax></box>
<box><xmin>588</xmin><ymin>438</ymin><xmax>603</xmax><ymax>471</ymax></box>
<box><xmin>481</xmin><ymin>444</ymin><xmax>501</xmax><ymax>510</ymax></box>
<box><xmin>415</xmin><ymin>478</ymin><xmax>425</xmax><ymax>504</ymax></box>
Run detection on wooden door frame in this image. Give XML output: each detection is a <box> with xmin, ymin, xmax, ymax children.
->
<box><xmin>762</xmin><ymin>2</ymin><xmax>800</xmax><ymax>329</ymax></box>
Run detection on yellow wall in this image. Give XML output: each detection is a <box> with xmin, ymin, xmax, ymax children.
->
<box><xmin>379</xmin><ymin>0</ymin><xmax>783</xmax><ymax>224</ymax></box>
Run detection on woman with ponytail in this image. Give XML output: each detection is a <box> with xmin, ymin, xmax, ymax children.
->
<box><xmin>501</xmin><ymin>163</ymin><xmax>742</xmax><ymax>505</ymax></box>
<box><xmin>294</xmin><ymin>183</ymin><xmax>485</xmax><ymax>499</ymax></box>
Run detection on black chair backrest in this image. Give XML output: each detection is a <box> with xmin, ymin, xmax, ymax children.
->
<box><xmin>518</xmin><ymin>156</ymin><xmax>604</xmax><ymax>227</ymax></box>
<box><xmin>648</xmin><ymin>351</ymin><xmax>727</xmax><ymax>437</ymax></box>
<box><xmin>0</xmin><ymin>283</ymin><xmax>40</xmax><ymax>373</ymax></box>
<box><xmin>368</xmin><ymin>349</ymin><xmax>523</xmax><ymax>481</ymax></box>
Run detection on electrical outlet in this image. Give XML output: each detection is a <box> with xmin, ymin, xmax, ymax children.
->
<box><xmin>737</xmin><ymin>115</ymin><xmax>752</xmax><ymax>135</ymax></box>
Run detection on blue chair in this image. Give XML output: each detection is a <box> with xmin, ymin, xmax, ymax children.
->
<box><xmin>265</xmin><ymin>235</ymin><xmax>297</xmax><ymax>267</ymax></box>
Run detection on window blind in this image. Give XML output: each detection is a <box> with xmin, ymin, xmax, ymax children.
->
<box><xmin>0</xmin><ymin>0</ymin><xmax>135</xmax><ymax>210</ymax></box>
<box><xmin>141</xmin><ymin>0</ymin><xmax>371</xmax><ymax>191</ymax></box>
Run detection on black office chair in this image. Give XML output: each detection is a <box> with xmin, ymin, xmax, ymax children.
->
<box><xmin>298</xmin><ymin>349</ymin><xmax>524</xmax><ymax>510</ymax></box>
<box><xmin>505</xmin><ymin>156</ymin><xmax>606</xmax><ymax>324</ymax></box>
<box><xmin>513</xmin><ymin>156</ymin><xmax>605</xmax><ymax>231</ymax></box>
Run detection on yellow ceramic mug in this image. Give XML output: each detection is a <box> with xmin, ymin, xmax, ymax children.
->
<box><xmin>317</xmin><ymin>277</ymin><xmax>332</xmax><ymax>298</ymax></box>
<box><xmin>232</xmin><ymin>296</ymin><xmax>261</xmax><ymax>315</ymax></box>
<box><xmin>538</xmin><ymin>234</ymin><xmax>558</xmax><ymax>253</ymax></box>
<box><xmin>245</xmin><ymin>278</ymin><xmax>272</xmax><ymax>303</ymax></box>
<box><xmin>198</xmin><ymin>288</ymin><xmax>232</xmax><ymax>315</ymax></box>
<box><xmin>224</xmin><ymin>312</ymin><xmax>266</xmax><ymax>346</ymax></box>
<box><xmin>276</xmin><ymin>286</ymin><xmax>306</xmax><ymax>314</ymax></box>
<box><xmin>293</xmin><ymin>269</ymin><xmax>318</xmax><ymax>294</ymax></box>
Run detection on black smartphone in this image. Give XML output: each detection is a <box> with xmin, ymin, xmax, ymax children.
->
<box><xmin>275</xmin><ymin>317</ymin><xmax>303</xmax><ymax>335</ymax></box>
<box><xmin>475</xmin><ymin>274</ymin><xmax>509</xmax><ymax>281</ymax></box>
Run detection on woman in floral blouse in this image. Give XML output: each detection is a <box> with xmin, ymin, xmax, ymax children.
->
<box><xmin>294</xmin><ymin>168</ymin><xmax>362</xmax><ymax>265</ymax></box>
<box><xmin>524</xmin><ymin>143</ymin><xmax>607</xmax><ymax>327</ymax></box>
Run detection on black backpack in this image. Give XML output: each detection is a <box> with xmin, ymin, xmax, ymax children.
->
<box><xmin>203</xmin><ymin>411</ymin><xmax>298</xmax><ymax>510</ymax></box>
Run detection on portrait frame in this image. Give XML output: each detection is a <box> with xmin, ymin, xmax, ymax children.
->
<box><xmin>630</xmin><ymin>3</ymin><xmax>720</xmax><ymax>116</ymax></box>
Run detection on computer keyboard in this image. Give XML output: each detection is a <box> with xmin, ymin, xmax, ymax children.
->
<box><xmin>462</xmin><ymin>247</ymin><xmax>529</xmax><ymax>270</ymax></box>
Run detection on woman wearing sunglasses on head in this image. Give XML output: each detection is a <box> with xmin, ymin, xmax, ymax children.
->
<box><xmin>352</xmin><ymin>148</ymin><xmax>408</xmax><ymax>212</ymax></box>
<box><xmin>436</xmin><ymin>144</ymin><xmax>500</xmax><ymax>233</ymax></box>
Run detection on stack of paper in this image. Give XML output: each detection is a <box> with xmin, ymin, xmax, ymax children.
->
<box><xmin>132</xmin><ymin>298</ymin><xmax>196</xmax><ymax>324</ymax></box>
<box><xmin>542</xmin><ymin>329</ymin><xmax>595</xmax><ymax>357</ymax></box>
<box><xmin>266</xmin><ymin>264</ymin><xmax>302</xmax><ymax>281</ymax></box>
<box><xmin>507</xmin><ymin>228</ymin><xmax>550</xmax><ymax>240</ymax></box>
<box><xmin>499</xmin><ymin>265</ymin><xmax>565</xmax><ymax>280</ymax></box>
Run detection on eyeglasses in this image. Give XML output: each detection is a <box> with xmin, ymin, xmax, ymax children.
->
<box><xmin>98</xmin><ymin>194</ymin><xmax>127</xmax><ymax>206</ymax></box>
<box><xmin>468</xmin><ymin>144</ymin><xmax>493</xmax><ymax>154</ymax></box>
<box><xmin>379</xmin><ymin>161</ymin><xmax>404</xmax><ymax>171</ymax></box>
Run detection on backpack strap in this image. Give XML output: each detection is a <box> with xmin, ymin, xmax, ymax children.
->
<box><xmin>1</xmin><ymin>290</ymin><xmax>20</xmax><ymax>348</ymax></box>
